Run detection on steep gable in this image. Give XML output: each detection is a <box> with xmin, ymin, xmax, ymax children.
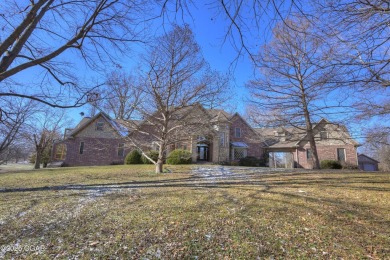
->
<box><xmin>297</xmin><ymin>119</ymin><xmax>359</xmax><ymax>146</ymax></box>
<box><xmin>229</xmin><ymin>113</ymin><xmax>261</xmax><ymax>143</ymax></box>
<box><xmin>69</xmin><ymin>113</ymin><xmax>126</xmax><ymax>139</ymax></box>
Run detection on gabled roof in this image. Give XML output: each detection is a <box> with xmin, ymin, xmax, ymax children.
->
<box><xmin>295</xmin><ymin>118</ymin><xmax>330</xmax><ymax>145</ymax></box>
<box><xmin>296</xmin><ymin>118</ymin><xmax>359</xmax><ymax>146</ymax></box>
<box><xmin>68</xmin><ymin>112</ymin><xmax>130</xmax><ymax>138</ymax></box>
<box><xmin>208</xmin><ymin>109</ymin><xmax>232</xmax><ymax>122</ymax></box>
<box><xmin>254</xmin><ymin>126</ymin><xmax>305</xmax><ymax>148</ymax></box>
<box><xmin>358</xmin><ymin>153</ymin><xmax>380</xmax><ymax>163</ymax></box>
<box><xmin>256</xmin><ymin>118</ymin><xmax>359</xmax><ymax>149</ymax></box>
<box><xmin>230</xmin><ymin>112</ymin><xmax>261</xmax><ymax>136</ymax></box>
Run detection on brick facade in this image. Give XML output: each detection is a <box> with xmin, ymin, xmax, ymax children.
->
<box><xmin>297</xmin><ymin>144</ymin><xmax>358</xmax><ymax>169</ymax></box>
<box><xmin>53</xmin><ymin>110</ymin><xmax>358</xmax><ymax>169</ymax></box>
<box><xmin>230</xmin><ymin>115</ymin><xmax>263</xmax><ymax>160</ymax></box>
<box><xmin>266</xmin><ymin>119</ymin><xmax>359</xmax><ymax>169</ymax></box>
<box><xmin>58</xmin><ymin>137</ymin><xmax>130</xmax><ymax>166</ymax></box>
<box><xmin>52</xmin><ymin>114</ymin><xmax>131</xmax><ymax>166</ymax></box>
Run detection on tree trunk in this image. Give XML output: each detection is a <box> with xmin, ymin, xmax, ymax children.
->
<box><xmin>298</xmin><ymin>75</ymin><xmax>321</xmax><ymax>170</ymax></box>
<box><xmin>302</xmin><ymin>110</ymin><xmax>320</xmax><ymax>169</ymax></box>
<box><xmin>155</xmin><ymin>160</ymin><xmax>163</xmax><ymax>174</ymax></box>
<box><xmin>306</xmin><ymin>130</ymin><xmax>321</xmax><ymax>169</ymax></box>
<box><xmin>34</xmin><ymin>151</ymin><xmax>41</xmax><ymax>169</ymax></box>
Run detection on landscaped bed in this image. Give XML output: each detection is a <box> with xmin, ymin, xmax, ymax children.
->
<box><xmin>0</xmin><ymin>165</ymin><xmax>389</xmax><ymax>258</ymax></box>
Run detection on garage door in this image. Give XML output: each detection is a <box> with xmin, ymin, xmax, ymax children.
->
<box><xmin>363</xmin><ymin>163</ymin><xmax>376</xmax><ymax>171</ymax></box>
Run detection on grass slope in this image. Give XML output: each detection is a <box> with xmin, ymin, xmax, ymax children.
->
<box><xmin>0</xmin><ymin>165</ymin><xmax>389</xmax><ymax>259</ymax></box>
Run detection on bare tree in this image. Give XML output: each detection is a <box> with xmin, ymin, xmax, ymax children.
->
<box><xmin>364</xmin><ymin>126</ymin><xmax>390</xmax><ymax>171</ymax></box>
<box><xmin>24</xmin><ymin>108</ymin><xmax>68</xmax><ymax>169</ymax></box>
<box><xmin>247</xmin><ymin>18</ymin><xmax>343</xmax><ymax>169</ymax></box>
<box><xmin>100</xmin><ymin>72</ymin><xmax>144</xmax><ymax>120</ymax></box>
<box><xmin>318</xmin><ymin>1</ymin><xmax>390</xmax><ymax>85</ymax></box>
<box><xmin>0</xmin><ymin>97</ymin><xmax>36</xmax><ymax>164</ymax></box>
<box><xmin>127</xmin><ymin>25</ymin><xmax>224</xmax><ymax>173</ymax></box>
<box><xmin>0</xmin><ymin>0</ymin><xmax>148</xmax><ymax>111</ymax></box>
<box><xmin>293</xmin><ymin>1</ymin><xmax>390</xmax><ymax>153</ymax></box>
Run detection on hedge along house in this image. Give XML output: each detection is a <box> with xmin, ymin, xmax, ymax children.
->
<box><xmin>256</xmin><ymin>119</ymin><xmax>360</xmax><ymax>169</ymax></box>
<box><xmin>52</xmin><ymin>105</ymin><xmax>264</xmax><ymax>166</ymax></box>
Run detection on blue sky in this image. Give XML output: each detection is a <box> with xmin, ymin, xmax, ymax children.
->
<box><xmin>67</xmin><ymin>1</ymin><xmax>263</xmax><ymax>120</ymax></box>
<box><xmin>7</xmin><ymin>1</ymin><xmax>386</xmax><ymax>148</ymax></box>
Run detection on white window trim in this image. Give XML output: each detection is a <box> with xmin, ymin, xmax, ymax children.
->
<box><xmin>337</xmin><ymin>148</ymin><xmax>346</xmax><ymax>162</ymax></box>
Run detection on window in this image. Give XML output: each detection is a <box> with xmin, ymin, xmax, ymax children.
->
<box><xmin>54</xmin><ymin>144</ymin><xmax>67</xmax><ymax>160</ymax></box>
<box><xmin>306</xmin><ymin>148</ymin><xmax>313</xmax><ymax>159</ymax></box>
<box><xmin>118</xmin><ymin>143</ymin><xmax>124</xmax><ymax>157</ymax></box>
<box><xmin>320</xmin><ymin>131</ymin><xmax>328</xmax><ymax>140</ymax></box>
<box><xmin>79</xmin><ymin>142</ymin><xmax>84</xmax><ymax>154</ymax></box>
<box><xmin>233</xmin><ymin>148</ymin><xmax>247</xmax><ymax>160</ymax></box>
<box><xmin>235</xmin><ymin>127</ymin><xmax>241</xmax><ymax>138</ymax></box>
<box><xmin>219</xmin><ymin>132</ymin><xmax>225</xmax><ymax>147</ymax></box>
<box><xmin>96</xmin><ymin>120</ymin><xmax>104</xmax><ymax>131</ymax></box>
<box><xmin>337</xmin><ymin>148</ymin><xmax>346</xmax><ymax>162</ymax></box>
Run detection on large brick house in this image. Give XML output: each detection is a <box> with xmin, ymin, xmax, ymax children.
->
<box><xmin>52</xmin><ymin>108</ymin><xmax>359</xmax><ymax>168</ymax></box>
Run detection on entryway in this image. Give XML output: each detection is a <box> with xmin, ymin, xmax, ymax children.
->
<box><xmin>197</xmin><ymin>145</ymin><xmax>209</xmax><ymax>161</ymax></box>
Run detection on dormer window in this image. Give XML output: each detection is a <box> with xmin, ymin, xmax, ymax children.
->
<box><xmin>320</xmin><ymin>131</ymin><xmax>328</xmax><ymax>140</ymax></box>
<box><xmin>96</xmin><ymin>120</ymin><xmax>104</xmax><ymax>131</ymax></box>
<box><xmin>235</xmin><ymin>127</ymin><xmax>241</xmax><ymax>138</ymax></box>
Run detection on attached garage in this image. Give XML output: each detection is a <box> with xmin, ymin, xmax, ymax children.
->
<box><xmin>358</xmin><ymin>154</ymin><xmax>379</xmax><ymax>172</ymax></box>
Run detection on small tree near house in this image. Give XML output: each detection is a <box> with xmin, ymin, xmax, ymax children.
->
<box><xmin>25</xmin><ymin>108</ymin><xmax>69</xmax><ymax>169</ymax></box>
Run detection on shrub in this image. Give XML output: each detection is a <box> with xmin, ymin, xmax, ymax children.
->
<box><xmin>29</xmin><ymin>153</ymin><xmax>36</xmax><ymax>164</ymax></box>
<box><xmin>320</xmin><ymin>160</ymin><xmax>342</xmax><ymax>169</ymax></box>
<box><xmin>110</xmin><ymin>161</ymin><xmax>123</xmax><ymax>165</ymax></box>
<box><xmin>141</xmin><ymin>150</ymin><xmax>159</xmax><ymax>164</ymax></box>
<box><xmin>216</xmin><ymin>161</ymin><xmax>230</xmax><ymax>165</ymax></box>
<box><xmin>125</xmin><ymin>150</ymin><xmax>142</xmax><ymax>164</ymax></box>
<box><xmin>239</xmin><ymin>156</ymin><xmax>261</xmax><ymax>167</ymax></box>
<box><xmin>342</xmin><ymin>163</ymin><xmax>359</xmax><ymax>170</ymax></box>
<box><xmin>230</xmin><ymin>161</ymin><xmax>239</xmax><ymax>166</ymax></box>
<box><xmin>258</xmin><ymin>153</ymin><xmax>269</xmax><ymax>167</ymax></box>
<box><xmin>166</xmin><ymin>149</ymin><xmax>192</xmax><ymax>165</ymax></box>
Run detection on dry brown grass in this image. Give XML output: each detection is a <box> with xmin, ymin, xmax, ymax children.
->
<box><xmin>0</xmin><ymin>165</ymin><xmax>389</xmax><ymax>259</ymax></box>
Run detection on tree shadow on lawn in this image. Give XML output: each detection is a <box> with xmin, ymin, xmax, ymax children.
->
<box><xmin>1</xmin><ymin>171</ymin><xmax>389</xmax><ymax>194</ymax></box>
<box><xmin>1</xmin><ymin>172</ymin><xmax>389</xmax><ymax>258</ymax></box>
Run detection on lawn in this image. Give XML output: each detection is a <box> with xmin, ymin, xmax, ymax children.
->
<box><xmin>0</xmin><ymin>165</ymin><xmax>389</xmax><ymax>259</ymax></box>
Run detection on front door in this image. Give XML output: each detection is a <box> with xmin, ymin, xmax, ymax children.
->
<box><xmin>197</xmin><ymin>146</ymin><xmax>209</xmax><ymax>161</ymax></box>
